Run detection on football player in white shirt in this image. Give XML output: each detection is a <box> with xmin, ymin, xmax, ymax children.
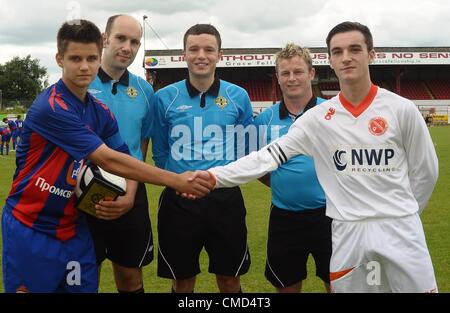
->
<box><xmin>188</xmin><ymin>21</ymin><xmax>439</xmax><ymax>293</ymax></box>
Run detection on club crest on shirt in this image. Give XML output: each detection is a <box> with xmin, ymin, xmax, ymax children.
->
<box><xmin>215</xmin><ymin>96</ymin><xmax>228</xmax><ymax>109</ymax></box>
<box><xmin>127</xmin><ymin>87</ymin><xmax>138</xmax><ymax>98</ymax></box>
<box><xmin>369</xmin><ymin>117</ymin><xmax>388</xmax><ymax>136</ymax></box>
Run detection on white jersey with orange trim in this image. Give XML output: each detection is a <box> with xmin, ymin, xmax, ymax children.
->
<box><xmin>210</xmin><ymin>85</ymin><xmax>439</xmax><ymax>221</ymax></box>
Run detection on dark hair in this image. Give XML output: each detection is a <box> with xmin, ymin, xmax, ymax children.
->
<box><xmin>183</xmin><ymin>24</ymin><xmax>222</xmax><ymax>50</ymax></box>
<box><xmin>17</xmin><ymin>115</ymin><xmax>21</xmax><ymax>119</ymax></box>
<box><xmin>105</xmin><ymin>14</ymin><xmax>142</xmax><ymax>36</ymax></box>
<box><xmin>57</xmin><ymin>19</ymin><xmax>102</xmax><ymax>55</ymax></box>
<box><xmin>105</xmin><ymin>15</ymin><xmax>121</xmax><ymax>34</ymax></box>
<box><xmin>326</xmin><ymin>21</ymin><xmax>373</xmax><ymax>54</ymax></box>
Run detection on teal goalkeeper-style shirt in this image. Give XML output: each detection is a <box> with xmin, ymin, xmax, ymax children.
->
<box><xmin>88</xmin><ymin>68</ymin><xmax>154</xmax><ymax>161</ymax></box>
<box><xmin>254</xmin><ymin>97</ymin><xmax>326</xmax><ymax>211</ymax></box>
<box><xmin>152</xmin><ymin>77</ymin><xmax>253</xmax><ymax>173</ymax></box>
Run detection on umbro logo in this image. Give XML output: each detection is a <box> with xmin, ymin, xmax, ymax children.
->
<box><xmin>177</xmin><ymin>105</ymin><xmax>192</xmax><ymax>112</ymax></box>
<box><xmin>88</xmin><ymin>89</ymin><xmax>102</xmax><ymax>95</ymax></box>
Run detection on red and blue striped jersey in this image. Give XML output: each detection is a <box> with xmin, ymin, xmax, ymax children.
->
<box><xmin>6</xmin><ymin>119</ymin><xmax>18</xmax><ymax>130</ymax></box>
<box><xmin>16</xmin><ymin>118</ymin><xmax>24</xmax><ymax>129</ymax></box>
<box><xmin>1</xmin><ymin>127</ymin><xmax>11</xmax><ymax>138</ymax></box>
<box><xmin>4</xmin><ymin>79</ymin><xmax>129</xmax><ymax>241</ymax></box>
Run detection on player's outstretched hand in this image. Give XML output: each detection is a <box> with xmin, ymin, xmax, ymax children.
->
<box><xmin>175</xmin><ymin>170</ymin><xmax>216</xmax><ymax>200</ymax></box>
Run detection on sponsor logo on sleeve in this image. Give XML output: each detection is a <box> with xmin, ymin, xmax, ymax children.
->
<box><xmin>324</xmin><ymin>107</ymin><xmax>336</xmax><ymax>120</ymax></box>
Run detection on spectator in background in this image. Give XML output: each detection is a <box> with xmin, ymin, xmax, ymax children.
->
<box><xmin>0</xmin><ymin>126</ymin><xmax>12</xmax><ymax>155</ymax></box>
<box><xmin>15</xmin><ymin>115</ymin><xmax>24</xmax><ymax>143</ymax></box>
<box><xmin>425</xmin><ymin>112</ymin><xmax>433</xmax><ymax>127</ymax></box>
<box><xmin>2</xmin><ymin>117</ymin><xmax>18</xmax><ymax>151</ymax></box>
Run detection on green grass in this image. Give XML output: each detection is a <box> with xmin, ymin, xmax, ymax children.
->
<box><xmin>420</xmin><ymin>126</ymin><xmax>450</xmax><ymax>292</ymax></box>
<box><xmin>1</xmin><ymin>126</ymin><xmax>449</xmax><ymax>293</ymax></box>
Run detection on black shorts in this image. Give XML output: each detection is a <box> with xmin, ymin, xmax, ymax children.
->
<box><xmin>265</xmin><ymin>205</ymin><xmax>332</xmax><ymax>287</ymax></box>
<box><xmin>157</xmin><ymin>187</ymin><xmax>250</xmax><ymax>280</ymax></box>
<box><xmin>86</xmin><ymin>182</ymin><xmax>153</xmax><ymax>267</ymax></box>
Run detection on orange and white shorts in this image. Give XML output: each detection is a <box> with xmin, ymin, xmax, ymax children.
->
<box><xmin>330</xmin><ymin>213</ymin><xmax>437</xmax><ymax>293</ymax></box>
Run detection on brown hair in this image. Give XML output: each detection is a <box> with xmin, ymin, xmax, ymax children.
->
<box><xmin>326</xmin><ymin>21</ymin><xmax>373</xmax><ymax>55</ymax></box>
<box><xmin>57</xmin><ymin>19</ymin><xmax>102</xmax><ymax>55</ymax></box>
<box><xmin>183</xmin><ymin>24</ymin><xmax>222</xmax><ymax>50</ymax></box>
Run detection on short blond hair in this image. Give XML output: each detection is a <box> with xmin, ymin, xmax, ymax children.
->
<box><xmin>275</xmin><ymin>43</ymin><xmax>313</xmax><ymax>71</ymax></box>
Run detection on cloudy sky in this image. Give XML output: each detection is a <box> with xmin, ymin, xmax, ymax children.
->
<box><xmin>1</xmin><ymin>0</ymin><xmax>449</xmax><ymax>84</ymax></box>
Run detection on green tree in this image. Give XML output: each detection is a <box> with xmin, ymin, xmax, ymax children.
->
<box><xmin>0</xmin><ymin>55</ymin><xmax>49</xmax><ymax>101</ymax></box>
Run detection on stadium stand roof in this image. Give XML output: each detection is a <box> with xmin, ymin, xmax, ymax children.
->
<box><xmin>144</xmin><ymin>47</ymin><xmax>450</xmax><ymax>68</ymax></box>
<box><xmin>143</xmin><ymin>47</ymin><xmax>450</xmax><ymax>121</ymax></box>
<box><xmin>146</xmin><ymin>46</ymin><xmax>450</xmax><ymax>55</ymax></box>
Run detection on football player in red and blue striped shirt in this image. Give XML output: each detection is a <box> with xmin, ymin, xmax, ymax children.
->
<box><xmin>1</xmin><ymin>126</ymin><xmax>12</xmax><ymax>155</ymax></box>
<box><xmin>2</xmin><ymin>20</ymin><xmax>213</xmax><ymax>293</ymax></box>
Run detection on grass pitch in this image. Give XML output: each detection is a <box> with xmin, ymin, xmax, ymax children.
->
<box><xmin>0</xmin><ymin>126</ymin><xmax>449</xmax><ymax>292</ymax></box>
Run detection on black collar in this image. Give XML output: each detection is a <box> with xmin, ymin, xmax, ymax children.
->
<box><xmin>186</xmin><ymin>76</ymin><xmax>220</xmax><ymax>98</ymax></box>
<box><xmin>98</xmin><ymin>67</ymin><xmax>129</xmax><ymax>86</ymax></box>
<box><xmin>279</xmin><ymin>96</ymin><xmax>318</xmax><ymax>120</ymax></box>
